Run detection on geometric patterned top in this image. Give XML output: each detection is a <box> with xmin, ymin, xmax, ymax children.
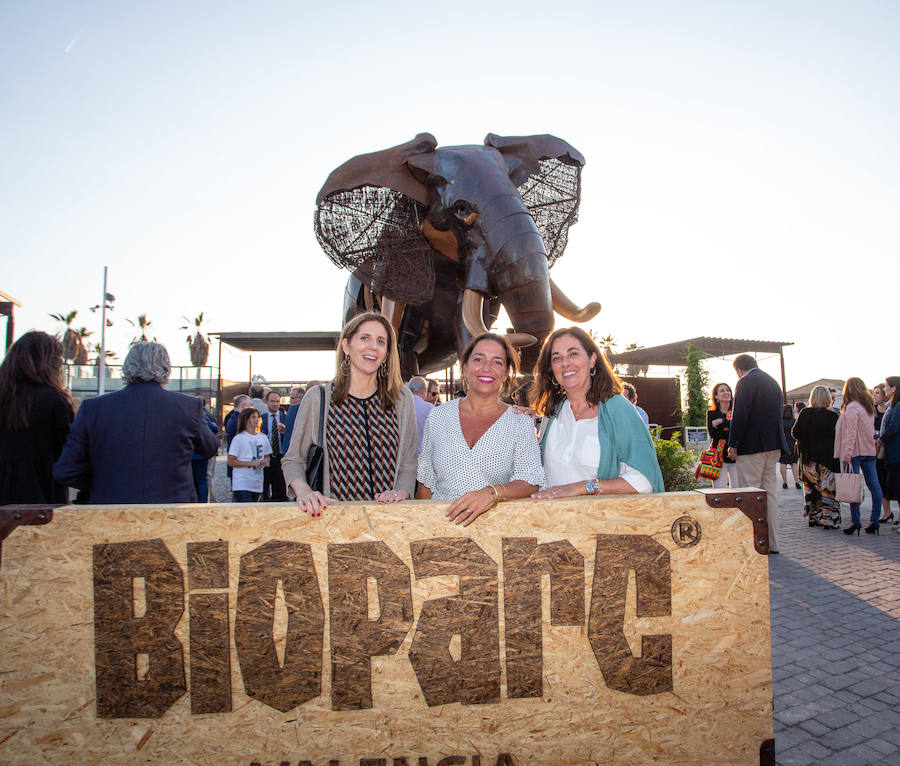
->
<box><xmin>326</xmin><ymin>393</ymin><xmax>399</xmax><ymax>501</ymax></box>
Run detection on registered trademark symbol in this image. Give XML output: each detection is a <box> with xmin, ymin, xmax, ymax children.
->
<box><xmin>671</xmin><ymin>516</ymin><xmax>702</xmax><ymax>548</ymax></box>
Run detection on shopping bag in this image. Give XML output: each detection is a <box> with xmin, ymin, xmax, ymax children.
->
<box><xmin>834</xmin><ymin>466</ymin><xmax>864</xmax><ymax>503</ymax></box>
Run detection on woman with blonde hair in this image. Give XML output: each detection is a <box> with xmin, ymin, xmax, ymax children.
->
<box><xmin>792</xmin><ymin>385</ymin><xmax>840</xmax><ymax>529</ymax></box>
<box><xmin>282</xmin><ymin>312</ymin><xmax>418</xmax><ymax>516</ymax></box>
<box><xmin>834</xmin><ymin>377</ymin><xmax>882</xmax><ymax>535</ymax></box>
<box><xmin>529</xmin><ymin>327</ymin><xmax>663</xmax><ymax>499</ymax></box>
<box><xmin>417</xmin><ymin>332</ymin><xmax>545</xmax><ymax>526</ymax></box>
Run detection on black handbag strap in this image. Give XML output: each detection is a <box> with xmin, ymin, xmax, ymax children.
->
<box><xmin>317</xmin><ymin>386</ymin><xmax>326</xmax><ymax>444</ymax></box>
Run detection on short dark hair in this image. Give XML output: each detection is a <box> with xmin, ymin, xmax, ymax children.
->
<box><xmin>733</xmin><ymin>354</ymin><xmax>758</xmax><ymax>373</ymax></box>
<box><xmin>249</xmin><ymin>385</ymin><xmax>264</xmax><ymax>398</ymax></box>
<box><xmin>621</xmin><ymin>381</ymin><xmax>637</xmax><ymax>403</ymax></box>
<box><xmin>266</xmin><ymin>390</ymin><xmax>281</xmax><ymax>401</ymax></box>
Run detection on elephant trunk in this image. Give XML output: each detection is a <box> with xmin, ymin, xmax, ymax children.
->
<box><xmin>470</xmin><ymin>193</ymin><xmax>555</xmax><ymax>375</ymax></box>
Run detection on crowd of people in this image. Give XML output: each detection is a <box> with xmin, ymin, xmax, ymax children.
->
<box><xmin>709</xmin><ymin>370</ymin><xmax>900</xmax><ymax>540</ymax></box>
<box><xmin>1</xmin><ymin>321</ymin><xmax>896</xmax><ymax>552</ymax></box>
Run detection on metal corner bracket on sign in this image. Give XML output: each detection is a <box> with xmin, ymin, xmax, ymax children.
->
<box><xmin>701</xmin><ymin>489</ymin><xmax>769</xmax><ymax>555</ymax></box>
<box><xmin>0</xmin><ymin>504</ymin><xmax>59</xmax><ymax>566</ymax></box>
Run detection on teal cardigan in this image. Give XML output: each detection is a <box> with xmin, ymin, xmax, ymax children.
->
<box><xmin>540</xmin><ymin>394</ymin><xmax>665</xmax><ymax>493</ymax></box>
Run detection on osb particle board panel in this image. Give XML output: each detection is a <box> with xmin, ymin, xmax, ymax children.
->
<box><xmin>0</xmin><ymin>491</ymin><xmax>773</xmax><ymax>765</ymax></box>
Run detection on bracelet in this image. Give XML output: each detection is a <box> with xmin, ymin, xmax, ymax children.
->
<box><xmin>487</xmin><ymin>485</ymin><xmax>500</xmax><ymax>508</ymax></box>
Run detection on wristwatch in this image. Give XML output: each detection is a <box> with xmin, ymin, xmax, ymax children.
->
<box><xmin>585</xmin><ymin>479</ymin><xmax>603</xmax><ymax>495</ymax></box>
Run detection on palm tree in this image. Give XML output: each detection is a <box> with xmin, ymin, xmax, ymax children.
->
<box><xmin>49</xmin><ymin>310</ymin><xmax>80</xmax><ymax>361</ymax></box>
<box><xmin>598</xmin><ymin>334</ymin><xmax>616</xmax><ymax>358</ymax></box>
<box><xmin>624</xmin><ymin>342</ymin><xmax>649</xmax><ymax>377</ymax></box>
<box><xmin>91</xmin><ymin>343</ymin><xmax>119</xmax><ymax>367</ymax></box>
<box><xmin>180</xmin><ymin>312</ymin><xmax>210</xmax><ymax>366</ymax></box>
<box><xmin>126</xmin><ymin>314</ymin><xmax>156</xmax><ymax>346</ymax></box>
<box><xmin>72</xmin><ymin>327</ymin><xmax>93</xmax><ymax>365</ymax></box>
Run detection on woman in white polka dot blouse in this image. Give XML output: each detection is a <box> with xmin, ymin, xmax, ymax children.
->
<box><xmin>416</xmin><ymin>333</ymin><xmax>546</xmax><ymax>526</ymax></box>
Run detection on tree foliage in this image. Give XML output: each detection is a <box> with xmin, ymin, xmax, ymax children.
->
<box><xmin>682</xmin><ymin>343</ymin><xmax>710</xmax><ymax>427</ymax></box>
<box><xmin>180</xmin><ymin>312</ymin><xmax>210</xmax><ymax>366</ymax></box>
<box><xmin>126</xmin><ymin>314</ymin><xmax>156</xmax><ymax>346</ymax></box>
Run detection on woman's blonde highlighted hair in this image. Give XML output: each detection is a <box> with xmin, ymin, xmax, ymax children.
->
<box><xmin>808</xmin><ymin>385</ymin><xmax>832</xmax><ymax>409</ymax></box>
<box><xmin>332</xmin><ymin>312</ymin><xmax>404</xmax><ymax>410</ymax></box>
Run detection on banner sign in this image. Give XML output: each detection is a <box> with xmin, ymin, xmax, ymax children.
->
<box><xmin>0</xmin><ymin>490</ymin><xmax>773</xmax><ymax>764</ymax></box>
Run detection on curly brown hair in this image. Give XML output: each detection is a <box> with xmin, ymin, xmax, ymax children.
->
<box><xmin>529</xmin><ymin>327</ymin><xmax>622</xmax><ymax>417</ymax></box>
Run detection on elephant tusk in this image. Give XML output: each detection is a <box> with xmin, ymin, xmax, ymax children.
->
<box><xmin>462</xmin><ymin>289</ymin><xmax>538</xmax><ymax>348</ymax></box>
<box><xmin>550</xmin><ymin>279</ymin><xmax>602</xmax><ymax>323</ymax></box>
<box><xmin>462</xmin><ymin>290</ymin><xmax>489</xmax><ymax>337</ymax></box>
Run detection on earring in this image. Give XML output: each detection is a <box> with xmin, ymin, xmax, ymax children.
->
<box><xmin>341</xmin><ymin>356</ymin><xmax>350</xmax><ymax>373</ymax></box>
<box><xmin>377</xmin><ymin>363</ymin><xmax>386</xmax><ymax>380</ymax></box>
<box><xmin>590</xmin><ymin>367</ymin><xmax>596</xmax><ymax>378</ymax></box>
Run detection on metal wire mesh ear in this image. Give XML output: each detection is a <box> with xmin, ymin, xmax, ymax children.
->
<box><xmin>314</xmin><ymin>186</ymin><xmax>436</xmax><ymax>305</ymax></box>
<box><xmin>516</xmin><ymin>159</ymin><xmax>582</xmax><ymax>267</ymax></box>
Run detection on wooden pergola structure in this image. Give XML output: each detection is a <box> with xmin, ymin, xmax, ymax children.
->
<box><xmin>0</xmin><ymin>290</ymin><xmax>21</xmax><ymax>353</ymax></box>
<box><xmin>609</xmin><ymin>336</ymin><xmax>793</xmax><ymax>394</ymax></box>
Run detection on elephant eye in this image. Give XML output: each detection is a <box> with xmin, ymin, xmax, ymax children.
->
<box><xmin>451</xmin><ymin>201</ymin><xmax>473</xmax><ymax>219</ymax></box>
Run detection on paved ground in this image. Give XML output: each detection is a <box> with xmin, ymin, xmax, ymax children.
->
<box><xmin>769</xmin><ymin>483</ymin><xmax>900</xmax><ymax>765</ymax></box>
<box><xmin>209</xmin><ymin>458</ymin><xmax>900</xmax><ymax>764</ymax></box>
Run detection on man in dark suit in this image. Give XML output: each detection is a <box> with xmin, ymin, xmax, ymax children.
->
<box><xmin>260</xmin><ymin>390</ymin><xmax>288</xmax><ymax>501</ymax></box>
<box><xmin>727</xmin><ymin>354</ymin><xmax>789</xmax><ymax>553</ymax></box>
<box><xmin>53</xmin><ymin>342</ymin><xmax>218</xmax><ymax>504</ymax></box>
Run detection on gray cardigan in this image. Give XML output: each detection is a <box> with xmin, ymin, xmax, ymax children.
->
<box><xmin>281</xmin><ymin>382</ymin><xmax>418</xmax><ymax>499</ymax></box>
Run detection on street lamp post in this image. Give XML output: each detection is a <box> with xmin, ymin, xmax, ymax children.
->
<box><xmin>90</xmin><ymin>267</ymin><xmax>115</xmax><ymax>395</ymax></box>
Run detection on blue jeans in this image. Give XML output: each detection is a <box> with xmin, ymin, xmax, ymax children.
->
<box><xmin>232</xmin><ymin>490</ymin><xmax>260</xmax><ymax>503</ymax></box>
<box><xmin>849</xmin><ymin>455</ymin><xmax>882</xmax><ymax>526</ymax></box>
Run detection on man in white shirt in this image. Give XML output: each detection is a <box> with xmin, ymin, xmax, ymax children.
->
<box><xmin>408</xmin><ymin>376</ymin><xmax>434</xmax><ymax>453</ymax></box>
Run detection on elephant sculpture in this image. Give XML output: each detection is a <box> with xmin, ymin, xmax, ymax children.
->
<box><xmin>314</xmin><ymin>132</ymin><xmax>602</xmax><ymax>377</ymax></box>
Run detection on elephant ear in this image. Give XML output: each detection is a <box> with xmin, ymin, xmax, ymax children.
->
<box><xmin>314</xmin><ymin>134</ymin><xmax>440</xmax><ymax>306</ymax></box>
<box><xmin>485</xmin><ymin>134</ymin><xmax>585</xmax><ymax>267</ymax></box>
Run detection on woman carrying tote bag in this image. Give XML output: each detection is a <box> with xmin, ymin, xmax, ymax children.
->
<box><xmin>834</xmin><ymin>377</ymin><xmax>882</xmax><ymax>535</ymax></box>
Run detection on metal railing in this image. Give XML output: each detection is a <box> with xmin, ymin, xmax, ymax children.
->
<box><xmin>64</xmin><ymin>364</ymin><xmax>218</xmax><ymax>411</ymax></box>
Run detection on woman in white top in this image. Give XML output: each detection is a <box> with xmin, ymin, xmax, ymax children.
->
<box><xmin>228</xmin><ymin>408</ymin><xmax>271</xmax><ymax>502</ymax></box>
<box><xmin>417</xmin><ymin>332</ymin><xmax>545</xmax><ymax>526</ymax></box>
<box><xmin>530</xmin><ymin>327</ymin><xmax>664</xmax><ymax>499</ymax></box>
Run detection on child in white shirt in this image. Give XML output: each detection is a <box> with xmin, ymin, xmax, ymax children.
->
<box><xmin>227</xmin><ymin>409</ymin><xmax>271</xmax><ymax>502</ymax></box>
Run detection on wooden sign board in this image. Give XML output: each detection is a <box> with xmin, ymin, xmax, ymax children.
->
<box><xmin>0</xmin><ymin>490</ymin><xmax>774</xmax><ymax>765</ymax></box>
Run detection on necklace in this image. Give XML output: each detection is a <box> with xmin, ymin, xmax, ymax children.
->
<box><xmin>569</xmin><ymin>399</ymin><xmax>597</xmax><ymax>421</ymax></box>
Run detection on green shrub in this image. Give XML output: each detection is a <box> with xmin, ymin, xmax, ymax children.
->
<box><xmin>652</xmin><ymin>428</ymin><xmax>700</xmax><ymax>492</ymax></box>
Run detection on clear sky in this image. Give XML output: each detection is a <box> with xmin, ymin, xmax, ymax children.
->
<box><xmin>2</xmin><ymin>1</ymin><xmax>898</xmax><ymax>391</ymax></box>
